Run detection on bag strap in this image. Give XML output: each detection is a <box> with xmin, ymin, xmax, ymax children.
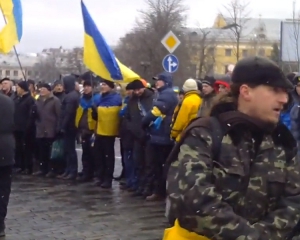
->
<box><xmin>166</xmin><ymin>116</ymin><xmax>224</xmax><ymax>166</ymax></box>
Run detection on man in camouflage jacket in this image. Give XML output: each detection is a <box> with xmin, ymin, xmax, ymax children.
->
<box><xmin>167</xmin><ymin>56</ymin><xmax>300</xmax><ymax>240</ymax></box>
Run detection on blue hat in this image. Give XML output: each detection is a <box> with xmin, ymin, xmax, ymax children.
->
<box><xmin>152</xmin><ymin>72</ymin><xmax>173</xmax><ymax>86</ymax></box>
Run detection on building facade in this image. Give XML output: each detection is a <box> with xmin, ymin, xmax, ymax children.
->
<box><xmin>185</xmin><ymin>14</ymin><xmax>282</xmax><ymax>76</ymax></box>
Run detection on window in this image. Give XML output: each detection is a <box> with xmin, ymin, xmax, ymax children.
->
<box><xmin>225</xmin><ymin>49</ymin><xmax>232</xmax><ymax>56</ymax></box>
<box><xmin>258</xmin><ymin>49</ymin><xmax>265</xmax><ymax>56</ymax></box>
<box><xmin>27</xmin><ymin>70</ymin><xmax>32</xmax><ymax>76</ymax></box>
<box><xmin>13</xmin><ymin>70</ymin><xmax>18</xmax><ymax>77</ymax></box>
<box><xmin>242</xmin><ymin>49</ymin><xmax>248</xmax><ymax>57</ymax></box>
<box><xmin>5</xmin><ymin>70</ymin><xmax>10</xmax><ymax>76</ymax></box>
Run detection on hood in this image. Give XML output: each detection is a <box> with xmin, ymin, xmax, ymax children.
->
<box><xmin>63</xmin><ymin>75</ymin><xmax>76</xmax><ymax>93</ymax></box>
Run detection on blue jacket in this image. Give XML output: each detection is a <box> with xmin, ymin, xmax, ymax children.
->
<box><xmin>290</xmin><ymin>91</ymin><xmax>300</xmax><ymax>142</ymax></box>
<box><xmin>142</xmin><ymin>75</ymin><xmax>178</xmax><ymax>145</ymax></box>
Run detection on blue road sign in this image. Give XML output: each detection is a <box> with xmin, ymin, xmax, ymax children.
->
<box><xmin>162</xmin><ymin>54</ymin><xmax>179</xmax><ymax>73</ymax></box>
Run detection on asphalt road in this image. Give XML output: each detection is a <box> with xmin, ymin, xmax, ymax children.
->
<box><xmin>3</xmin><ymin>139</ymin><xmax>168</xmax><ymax>240</ymax></box>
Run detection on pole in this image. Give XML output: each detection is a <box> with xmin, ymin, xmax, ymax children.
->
<box><xmin>0</xmin><ymin>4</ymin><xmax>26</xmax><ymax>80</ymax></box>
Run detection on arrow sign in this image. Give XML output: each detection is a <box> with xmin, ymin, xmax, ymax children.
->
<box><xmin>162</xmin><ymin>54</ymin><xmax>179</xmax><ymax>73</ymax></box>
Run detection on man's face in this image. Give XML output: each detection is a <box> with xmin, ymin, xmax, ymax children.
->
<box><xmin>83</xmin><ymin>85</ymin><xmax>92</xmax><ymax>94</ymax></box>
<box><xmin>54</xmin><ymin>84</ymin><xmax>63</xmax><ymax>92</ymax></box>
<box><xmin>39</xmin><ymin>87</ymin><xmax>50</xmax><ymax>97</ymax></box>
<box><xmin>240</xmin><ymin>85</ymin><xmax>288</xmax><ymax>124</ymax></box>
<box><xmin>29</xmin><ymin>83</ymin><xmax>35</xmax><ymax>92</ymax></box>
<box><xmin>133</xmin><ymin>88</ymin><xmax>145</xmax><ymax>97</ymax></box>
<box><xmin>178</xmin><ymin>94</ymin><xmax>184</xmax><ymax>101</ymax></box>
<box><xmin>202</xmin><ymin>83</ymin><xmax>214</xmax><ymax>95</ymax></box>
<box><xmin>219</xmin><ymin>85</ymin><xmax>229</xmax><ymax>94</ymax></box>
<box><xmin>100</xmin><ymin>83</ymin><xmax>111</xmax><ymax>93</ymax></box>
<box><xmin>155</xmin><ymin>80</ymin><xmax>165</xmax><ymax>89</ymax></box>
<box><xmin>2</xmin><ymin>80</ymin><xmax>11</xmax><ymax>91</ymax></box>
<box><xmin>16</xmin><ymin>85</ymin><xmax>24</xmax><ymax>96</ymax></box>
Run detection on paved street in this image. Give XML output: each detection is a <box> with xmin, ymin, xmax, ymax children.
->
<box><xmin>3</xmin><ymin>142</ymin><xmax>168</xmax><ymax>240</ymax></box>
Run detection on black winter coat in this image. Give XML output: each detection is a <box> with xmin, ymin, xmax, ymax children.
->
<box><xmin>0</xmin><ymin>94</ymin><xmax>15</xmax><ymax>167</ymax></box>
<box><xmin>13</xmin><ymin>92</ymin><xmax>35</xmax><ymax>133</ymax></box>
<box><xmin>59</xmin><ymin>76</ymin><xmax>80</xmax><ymax>133</ymax></box>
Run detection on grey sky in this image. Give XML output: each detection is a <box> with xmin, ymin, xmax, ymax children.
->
<box><xmin>0</xmin><ymin>0</ymin><xmax>296</xmax><ymax>53</ymax></box>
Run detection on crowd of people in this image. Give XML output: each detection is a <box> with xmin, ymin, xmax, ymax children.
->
<box><xmin>2</xmin><ymin>56</ymin><xmax>300</xmax><ymax>238</ymax></box>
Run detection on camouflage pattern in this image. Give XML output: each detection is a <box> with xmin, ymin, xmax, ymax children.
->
<box><xmin>167</xmin><ymin>126</ymin><xmax>300</xmax><ymax>239</ymax></box>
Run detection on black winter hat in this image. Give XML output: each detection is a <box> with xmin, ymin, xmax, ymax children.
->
<box><xmin>17</xmin><ymin>81</ymin><xmax>29</xmax><ymax>91</ymax></box>
<box><xmin>40</xmin><ymin>83</ymin><xmax>51</xmax><ymax>92</ymax></box>
<box><xmin>202</xmin><ymin>76</ymin><xmax>215</xmax><ymax>86</ymax></box>
<box><xmin>80</xmin><ymin>71</ymin><xmax>93</xmax><ymax>81</ymax></box>
<box><xmin>125</xmin><ymin>82</ymin><xmax>133</xmax><ymax>90</ymax></box>
<box><xmin>232</xmin><ymin>56</ymin><xmax>293</xmax><ymax>90</ymax></box>
<box><xmin>130</xmin><ymin>80</ymin><xmax>145</xmax><ymax>90</ymax></box>
<box><xmin>83</xmin><ymin>79</ymin><xmax>92</xmax><ymax>87</ymax></box>
<box><xmin>102</xmin><ymin>80</ymin><xmax>114</xmax><ymax>89</ymax></box>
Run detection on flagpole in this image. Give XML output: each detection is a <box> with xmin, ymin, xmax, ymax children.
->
<box><xmin>0</xmin><ymin>4</ymin><xmax>26</xmax><ymax>81</ymax></box>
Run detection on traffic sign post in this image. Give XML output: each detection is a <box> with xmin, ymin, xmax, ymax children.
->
<box><xmin>162</xmin><ymin>54</ymin><xmax>179</xmax><ymax>73</ymax></box>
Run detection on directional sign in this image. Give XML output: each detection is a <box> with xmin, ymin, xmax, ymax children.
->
<box><xmin>162</xmin><ymin>54</ymin><xmax>179</xmax><ymax>73</ymax></box>
<box><xmin>161</xmin><ymin>31</ymin><xmax>181</xmax><ymax>53</ymax></box>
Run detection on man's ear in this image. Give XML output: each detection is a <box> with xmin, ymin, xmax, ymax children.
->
<box><xmin>239</xmin><ymin>84</ymin><xmax>252</xmax><ymax>101</ymax></box>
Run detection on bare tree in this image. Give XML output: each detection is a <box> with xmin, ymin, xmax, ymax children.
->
<box><xmin>187</xmin><ymin>27</ymin><xmax>218</xmax><ymax>78</ymax></box>
<box><xmin>114</xmin><ymin>0</ymin><xmax>191</xmax><ymax>85</ymax></box>
<box><xmin>33</xmin><ymin>55</ymin><xmax>61</xmax><ymax>82</ymax></box>
<box><xmin>291</xmin><ymin>0</ymin><xmax>300</xmax><ymax>71</ymax></box>
<box><xmin>65</xmin><ymin>47</ymin><xmax>86</xmax><ymax>74</ymax></box>
<box><xmin>221</xmin><ymin>0</ymin><xmax>251</xmax><ymax>61</ymax></box>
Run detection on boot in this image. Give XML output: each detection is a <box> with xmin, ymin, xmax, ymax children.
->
<box><xmin>77</xmin><ymin>175</ymin><xmax>93</xmax><ymax>182</ymax></box>
<box><xmin>100</xmin><ymin>181</ymin><xmax>112</xmax><ymax>189</ymax></box>
<box><xmin>63</xmin><ymin>173</ymin><xmax>77</xmax><ymax>180</ymax></box>
<box><xmin>46</xmin><ymin>171</ymin><xmax>57</xmax><ymax>178</ymax></box>
<box><xmin>32</xmin><ymin>171</ymin><xmax>45</xmax><ymax>177</ymax></box>
<box><xmin>145</xmin><ymin>193</ymin><xmax>164</xmax><ymax>202</ymax></box>
<box><xmin>0</xmin><ymin>229</ymin><xmax>5</xmax><ymax>237</ymax></box>
<box><xmin>57</xmin><ymin>172</ymin><xmax>68</xmax><ymax>179</ymax></box>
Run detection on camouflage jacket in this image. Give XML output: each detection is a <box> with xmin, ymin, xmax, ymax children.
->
<box><xmin>167</xmin><ymin>118</ymin><xmax>300</xmax><ymax>240</ymax></box>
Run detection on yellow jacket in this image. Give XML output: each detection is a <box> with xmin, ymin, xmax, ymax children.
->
<box><xmin>170</xmin><ymin>91</ymin><xmax>202</xmax><ymax>141</ymax></box>
<box><xmin>96</xmin><ymin>105</ymin><xmax>121</xmax><ymax>136</ymax></box>
<box><xmin>75</xmin><ymin>107</ymin><xmax>96</xmax><ymax>131</ymax></box>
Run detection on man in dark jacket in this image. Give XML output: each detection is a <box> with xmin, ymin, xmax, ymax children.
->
<box><xmin>198</xmin><ymin>75</ymin><xmax>216</xmax><ymax>117</ymax></box>
<box><xmin>0</xmin><ymin>94</ymin><xmax>15</xmax><ymax>237</ymax></box>
<box><xmin>126</xmin><ymin>79</ymin><xmax>154</xmax><ymax>196</ymax></box>
<box><xmin>13</xmin><ymin>81</ymin><xmax>36</xmax><ymax>174</ymax></box>
<box><xmin>142</xmin><ymin>72</ymin><xmax>178</xmax><ymax>201</ymax></box>
<box><xmin>33</xmin><ymin>83</ymin><xmax>61</xmax><ymax>177</ymax></box>
<box><xmin>58</xmin><ymin>75</ymin><xmax>80</xmax><ymax>180</ymax></box>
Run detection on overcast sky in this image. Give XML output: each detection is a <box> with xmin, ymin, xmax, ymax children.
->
<box><xmin>0</xmin><ymin>0</ymin><xmax>296</xmax><ymax>53</ymax></box>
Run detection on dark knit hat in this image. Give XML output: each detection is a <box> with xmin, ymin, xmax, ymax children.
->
<box><xmin>40</xmin><ymin>83</ymin><xmax>51</xmax><ymax>92</ymax></box>
<box><xmin>80</xmin><ymin>71</ymin><xmax>93</xmax><ymax>81</ymax></box>
<box><xmin>102</xmin><ymin>80</ymin><xmax>114</xmax><ymax>89</ymax></box>
<box><xmin>83</xmin><ymin>79</ymin><xmax>92</xmax><ymax>87</ymax></box>
<box><xmin>125</xmin><ymin>82</ymin><xmax>134</xmax><ymax>90</ymax></box>
<box><xmin>202</xmin><ymin>76</ymin><xmax>215</xmax><ymax>86</ymax></box>
<box><xmin>232</xmin><ymin>56</ymin><xmax>293</xmax><ymax>90</ymax></box>
<box><xmin>27</xmin><ymin>79</ymin><xmax>35</xmax><ymax>86</ymax></box>
<box><xmin>17</xmin><ymin>81</ymin><xmax>29</xmax><ymax>91</ymax></box>
<box><xmin>130</xmin><ymin>80</ymin><xmax>145</xmax><ymax>90</ymax></box>
<box><xmin>53</xmin><ymin>79</ymin><xmax>63</xmax><ymax>88</ymax></box>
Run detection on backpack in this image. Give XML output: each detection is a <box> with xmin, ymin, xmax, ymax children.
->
<box><xmin>166</xmin><ymin>116</ymin><xmax>224</xmax><ymax>167</ymax></box>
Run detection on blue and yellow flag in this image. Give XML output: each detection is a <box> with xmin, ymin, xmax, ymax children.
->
<box><xmin>0</xmin><ymin>0</ymin><xmax>22</xmax><ymax>54</ymax></box>
<box><xmin>81</xmin><ymin>0</ymin><xmax>140</xmax><ymax>83</ymax></box>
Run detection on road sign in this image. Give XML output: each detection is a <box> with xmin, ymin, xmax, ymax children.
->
<box><xmin>161</xmin><ymin>31</ymin><xmax>181</xmax><ymax>53</ymax></box>
<box><xmin>162</xmin><ymin>54</ymin><xmax>179</xmax><ymax>73</ymax></box>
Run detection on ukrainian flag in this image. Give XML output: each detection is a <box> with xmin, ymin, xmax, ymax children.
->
<box><xmin>0</xmin><ymin>0</ymin><xmax>22</xmax><ymax>54</ymax></box>
<box><xmin>81</xmin><ymin>0</ymin><xmax>140</xmax><ymax>83</ymax></box>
